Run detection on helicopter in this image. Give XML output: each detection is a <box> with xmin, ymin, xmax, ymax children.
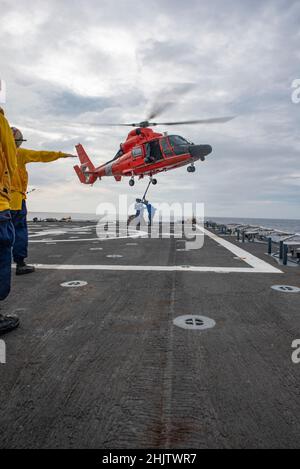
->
<box><xmin>73</xmin><ymin>114</ymin><xmax>233</xmax><ymax>187</ymax></box>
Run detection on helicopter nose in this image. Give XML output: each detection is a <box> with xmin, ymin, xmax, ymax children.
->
<box><xmin>189</xmin><ymin>144</ymin><xmax>212</xmax><ymax>161</ymax></box>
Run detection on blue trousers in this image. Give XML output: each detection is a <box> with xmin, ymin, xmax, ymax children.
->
<box><xmin>11</xmin><ymin>200</ymin><xmax>28</xmax><ymax>264</ymax></box>
<box><xmin>0</xmin><ymin>210</ymin><xmax>15</xmax><ymax>301</ymax></box>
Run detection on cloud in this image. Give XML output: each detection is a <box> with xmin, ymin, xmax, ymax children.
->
<box><xmin>0</xmin><ymin>0</ymin><xmax>299</xmax><ymax>218</ymax></box>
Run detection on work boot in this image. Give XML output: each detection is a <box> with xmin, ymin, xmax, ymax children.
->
<box><xmin>0</xmin><ymin>314</ymin><xmax>20</xmax><ymax>335</ymax></box>
<box><xmin>16</xmin><ymin>262</ymin><xmax>36</xmax><ymax>276</ymax></box>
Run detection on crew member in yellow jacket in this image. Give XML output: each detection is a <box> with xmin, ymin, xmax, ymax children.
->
<box><xmin>10</xmin><ymin>127</ymin><xmax>76</xmax><ymax>275</ymax></box>
<box><xmin>0</xmin><ymin>108</ymin><xmax>20</xmax><ymax>335</ymax></box>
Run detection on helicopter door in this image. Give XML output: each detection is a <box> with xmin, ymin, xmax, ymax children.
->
<box><xmin>148</xmin><ymin>139</ymin><xmax>163</xmax><ymax>162</ymax></box>
<box><xmin>160</xmin><ymin>137</ymin><xmax>175</xmax><ymax>158</ymax></box>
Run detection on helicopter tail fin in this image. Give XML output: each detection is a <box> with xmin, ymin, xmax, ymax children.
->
<box><xmin>75</xmin><ymin>144</ymin><xmax>95</xmax><ymax>170</ymax></box>
<box><xmin>74</xmin><ymin>144</ymin><xmax>97</xmax><ymax>184</ymax></box>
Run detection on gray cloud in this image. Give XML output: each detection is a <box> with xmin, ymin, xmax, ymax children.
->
<box><xmin>0</xmin><ymin>0</ymin><xmax>299</xmax><ymax>217</ymax></box>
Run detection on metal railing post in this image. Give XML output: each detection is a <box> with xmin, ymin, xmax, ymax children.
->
<box><xmin>283</xmin><ymin>244</ymin><xmax>288</xmax><ymax>266</ymax></box>
<box><xmin>279</xmin><ymin>240</ymin><xmax>284</xmax><ymax>260</ymax></box>
<box><xmin>268</xmin><ymin>237</ymin><xmax>272</xmax><ymax>255</ymax></box>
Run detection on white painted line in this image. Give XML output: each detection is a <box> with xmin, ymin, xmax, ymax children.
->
<box><xmin>29</xmin><ymin>230</ymin><xmax>67</xmax><ymax>238</ymax></box>
<box><xmin>196</xmin><ymin>225</ymin><xmax>282</xmax><ymax>274</ymax></box>
<box><xmin>31</xmin><ymin>264</ymin><xmax>281</xmax><ymax>273</ymax></box>
<box><xmin>28</xmin><ymin>225</ymin><xmax>95</xmax><ymax>238</ymax></box>
<box><xmin>30</xmin><ymin>238</ymin><xmax>100</xmax><ymax>243</ymax></box>
<box><xmin>29</xmin><ymin>231</ymin><xmax>148</xmax><ymax>243</ymax></box>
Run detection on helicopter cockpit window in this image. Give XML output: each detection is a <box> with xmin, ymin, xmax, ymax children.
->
<box><xmin>132</xmin><ymin>146</ymin><xmax>143</xmax><ymax>158</ymax></box>
<box><xmin>168</xmin><ymin>135</ymin><xmax>190</xmax><ymax>155</ymax></box>
<box><xmin>169</xmin><ymin>135</ymin><xmax>189</xmax><ymax>146</ymax></box>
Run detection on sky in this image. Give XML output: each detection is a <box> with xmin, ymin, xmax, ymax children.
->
<box><xmin>0</xmin><ymin>0</ymin><xmax>299</xmax><ymax>219</ymax></box>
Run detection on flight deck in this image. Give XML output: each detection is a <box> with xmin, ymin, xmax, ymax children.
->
<box><xmin>0</xmin><ymin>221</ymin><xmax>299</xmax><ymax>449</ymax></box>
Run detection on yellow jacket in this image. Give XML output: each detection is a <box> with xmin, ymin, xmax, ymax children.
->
<box><xmin>10</xmin><ymin>149</ymin><xmax>69</xmax><ymax>211</ymax></box>
<box><xmin>0</xmin><ymin>113</ymin><xmax>17</xmax><ymax>211</ymax></box>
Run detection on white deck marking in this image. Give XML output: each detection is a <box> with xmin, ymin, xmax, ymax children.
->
<box><xmin>28</xmin><ymin>225</ymin><xmax>282</xmax><ymax>274</ymax></box>
<box><xmin>30</xmin><ymin>237</ymin><xmax>100</xmax><ymax>243</ymax></box>
<box><xmin>31</xmin><ymin>264</ymin><xmax>280</xmax><ymax>273</ymax></box>
<box><xmin>196</xmin><ymin>225</ymin><xmax>282</xmax><ymax>273</ymax></box>
<box><xmin>29</xmin><ymin>233</ymin><xmax>147</xmax><ymax>243</ymax></box>
<box><xmin>29</xmin><ymin>231</ymin><xmax>148</xmax><ymax>243</ymax></box>
<box><xmin>29</xmin><ymin>230</ymin><xmax>67</xmax><ymax>238</ymax></box>
<box><xmin>29</xmin><ymin>225</ymin><xmax>148</xmax><ymax>243</ymax></box>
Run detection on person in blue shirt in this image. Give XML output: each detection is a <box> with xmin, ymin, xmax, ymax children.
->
<box><xmin>143</xmin><ymin>200</ymin><xmax>156</xmax><ymax>225</ymax></box>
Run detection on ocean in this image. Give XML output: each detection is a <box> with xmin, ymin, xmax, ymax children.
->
<box><xmin>28</xmin><ymin>212</ymin><xmax>300</xmax><ymax>234</ymax></box>
<box><xmin>207</xmin><ymin>217</ymin><xmax>300</xmax><ymax>234</ymax></box>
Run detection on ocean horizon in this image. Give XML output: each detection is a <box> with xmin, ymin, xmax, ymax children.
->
<box><xmin>28</xmin><ymin>211</ymin><xmax>300</xmax><ymax>234</ymax></box>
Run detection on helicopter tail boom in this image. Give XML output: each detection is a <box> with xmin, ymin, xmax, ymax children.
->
<box><xmin>73</xmin><ymin>144</ymin><xmax>97</xmax><ymax>184</ymax></box>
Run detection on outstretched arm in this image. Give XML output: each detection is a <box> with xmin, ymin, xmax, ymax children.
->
<box><xmin>18</xmin><ymin>148</ymin><xmax>76</xmax><ymax>164</ymax></box>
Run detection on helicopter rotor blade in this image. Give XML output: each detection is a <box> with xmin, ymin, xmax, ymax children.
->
<box><xmin>82</xmin><ymin>123</ymin><xmax>134</xmax><ymax>127</ymax></box>
<box><xmin>147</xmin><ymin>101</ymin><xmax>174</xmax><ymax>121</ymax></box>
<box><xmin>68</xmin><ymin>115</ymin><xmax>235</xmax><ymax>129</ymax></box>
<box><xmin>146</xmin><ymin>83</ymin><xmax>196</xmax><ymax>121</ymax></box>
<box><xmin>150</xmin><ymin>116</ymin><xmax>235</xmax><ymax>126</ymax></box>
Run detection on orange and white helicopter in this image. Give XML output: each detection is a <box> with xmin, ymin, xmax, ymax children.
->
<box><xmin>74</xmin><ymin>114</ymin><xmax>233</xmax><ymax>187</ymax></box>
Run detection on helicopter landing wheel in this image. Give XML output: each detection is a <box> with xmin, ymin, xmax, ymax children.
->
<box><xmin>129</xmin><ymin>178</ymin><xmax>135</xmax><ymax>187</ymax></box>
<box><xmin>187</xmin><ymin>165</ymin><xmax>195</xmax><ymax>173</ymax></box>
<box><xmin>152</xmin><ymin>178</ymin><xmax>158</xmax><ymax>185</ymax></box>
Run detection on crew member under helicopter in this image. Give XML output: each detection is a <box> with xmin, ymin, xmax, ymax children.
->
<box><xmin>143</xmin><ymin>200</ymin><xmax>156</xmax><ymax>225</ymax></box>
<box><xmin>134</xmin><ymin>198</ymin><xmax>144</xmax><ymax>219</ymax></box>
